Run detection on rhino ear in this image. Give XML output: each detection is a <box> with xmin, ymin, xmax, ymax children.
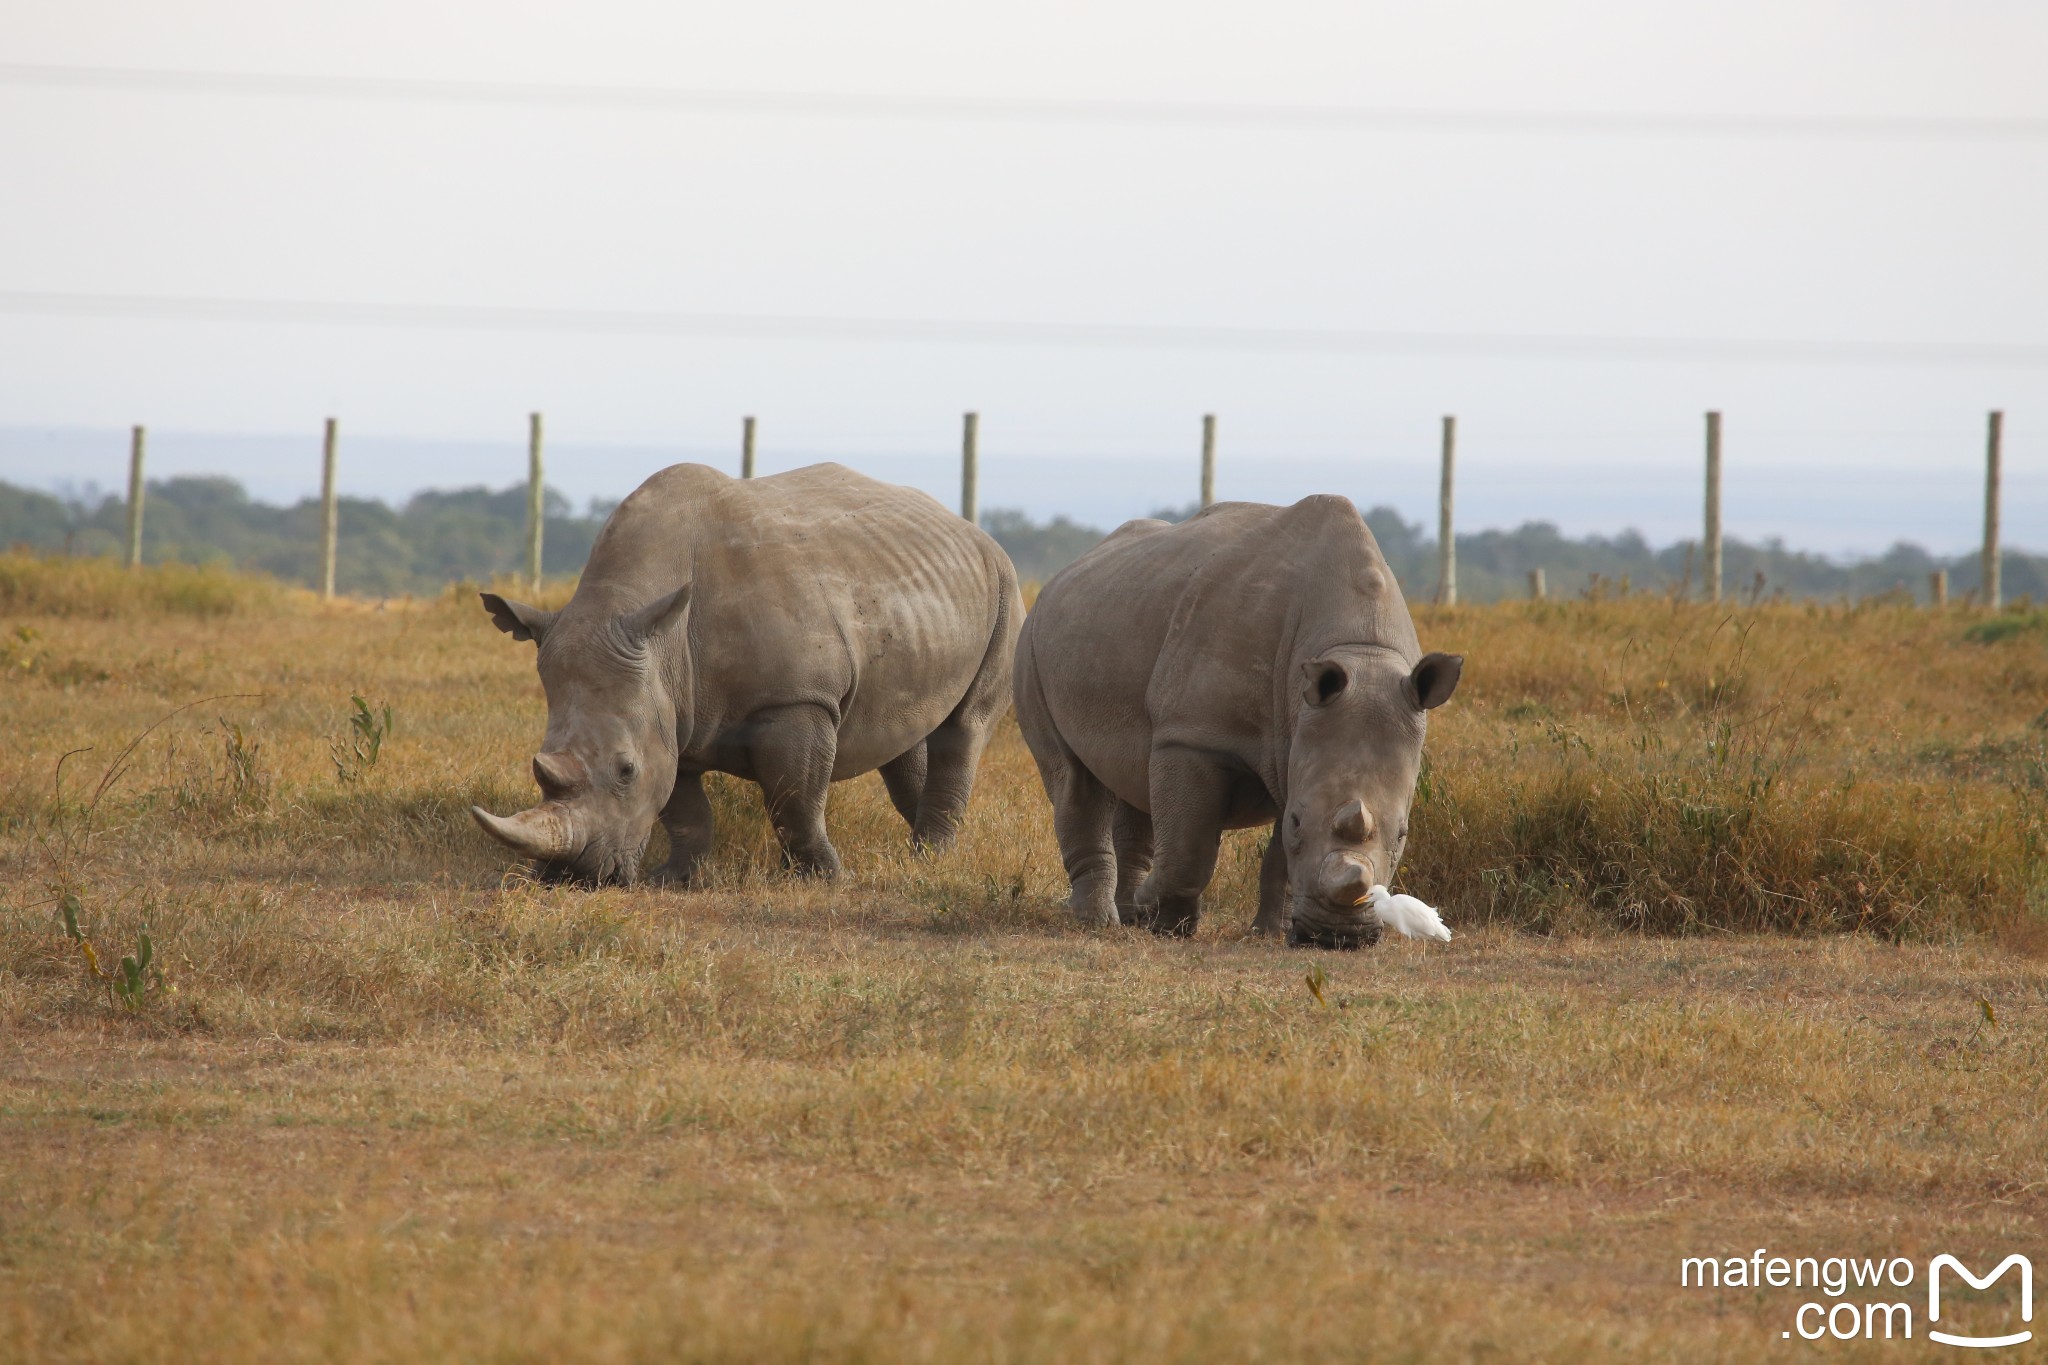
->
<box><xmin>623</xmin><ymin>580</ymin><xmax>693</xmax><ymax>641</ymax></box>
<box><xmin>1299</xmin><ymin>658</ymin><xmax>1350</xmax><ymax>709</ymax></box>
<box><xmin>480</xmin><ymin>592</ymin><xmax>558</xmax><ymax>644</ymax></box>
<box><xmin>1407</xmin><ymin>652</ymin><xmax>1464</xmax><ymax>710</ymax></box>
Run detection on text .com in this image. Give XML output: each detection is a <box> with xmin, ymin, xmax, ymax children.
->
<box><xmin>1681</xmin><ymin>1250</ymin><xmax>2033</xmax><ymax>1346</ymax></box>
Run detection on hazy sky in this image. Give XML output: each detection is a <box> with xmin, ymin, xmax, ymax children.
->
<box><xmin>2</xmin><ymin>1</ymin><xmax>2043</xmax><ymax>553</ymax></box>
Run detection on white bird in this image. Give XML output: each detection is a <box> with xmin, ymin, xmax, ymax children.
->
<box><xmin>1366</xmin><ymin>884</ymin><xmax>1452</xmax><ymax>942</ymax></box>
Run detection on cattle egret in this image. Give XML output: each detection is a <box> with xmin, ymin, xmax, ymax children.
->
<box><xmin>1366</xmin><ymin>885</ymin><xmax>1452</xmax><ymax>942</ymax></box>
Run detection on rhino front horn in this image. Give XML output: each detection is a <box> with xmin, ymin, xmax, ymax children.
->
<box><xmin>470</xmin><ymin>804</ymin><xmax>575</xmax><ymax>861</ymax></box>
<box><xmin>1320</xmin><ymin>853</ymin><xmax>1374</xmax><ymax>908</ymax></box>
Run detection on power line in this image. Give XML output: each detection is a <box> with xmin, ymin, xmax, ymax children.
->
<box><xmin>3</xmin><ymin>63</ymin><xmax>2046</xmax><ymax>140</ymax></box>
<box><xmin>3</xmin><ymin>288</ymin><xmax>2045</xmax><ymax>366</ymax></box>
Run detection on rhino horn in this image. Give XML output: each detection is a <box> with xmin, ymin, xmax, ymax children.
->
<box><xmin>1321</xmin><ymin>853</ymin><xmax>1374</xmax><ymax>907</ymax></box>
<box><xmin>1332</xmin><ymin>798</ymin><xmax>1372</xmax><ymax>844</ymax></box>
<box><xmin>532</xmin><ymin>750</ymin><xmax>586</xmax><ymax>799</ymax></box>
<box><xmin>470</xmin><ymin>803</ymin><xmax>575</xmax><ymax>861</ymax></box>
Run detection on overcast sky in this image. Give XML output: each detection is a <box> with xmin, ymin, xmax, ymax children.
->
<box><xmin>1</xmin><ymin>1</ymin><xmax>2043</xmax><ymax>553</ymax></box>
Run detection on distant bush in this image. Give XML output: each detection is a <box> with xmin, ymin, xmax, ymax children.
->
<box><xmin>0</xmin><ymin>476</ymin><xmax>609</xmax><ymax>597</ymax></box>
<box><xmin>1963</xmin><ymin>608</ymin><xmax>2048</xmax><ymax>645</ymax></box>
<box><xmin>0</xmin><ymin>553</ymin><xmax>281</xmax><ymax>618</ymax></box>
<box><xmin>980</xmin><ymin>509</ymin><xmax>1107</xmax><ymax>583</ymax></box>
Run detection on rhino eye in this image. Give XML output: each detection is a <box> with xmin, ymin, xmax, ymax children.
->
<box><xmin>1288</xmin><ymin>812</ymin><xmax>1301</xmax><ymax>831</ymax></box>
<box><xmin>619</xmin><ymin>759</ymin><xmax>638</xmax><ymax>782</ymax></box>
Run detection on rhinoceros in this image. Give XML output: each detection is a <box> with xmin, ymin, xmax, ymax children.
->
<box><xmin>471</xmin><ymin>462</ymin><xmax>1022</xmax><ymax>885</ymax></box>
<box><xmin>1013</xmin><ymin>495</ymin><xmax>1462</xmax><ymax>947</ymax></box>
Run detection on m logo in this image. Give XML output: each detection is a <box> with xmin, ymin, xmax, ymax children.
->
<box><xmin>1928</xmin><ymin>1254</ymin><xmax>2032</xmax><ymax>1349</ymax></box>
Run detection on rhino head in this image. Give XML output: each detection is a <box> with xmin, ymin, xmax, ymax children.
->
<box><xmin>1282</xmin><ymin>647</ymin><xmax>1462</xmax><ymax>948</ymax></box>
<box><xmin>469</xmin><ymin>585</ymin><xmax>693</xmax><ymax>885</ymax></box>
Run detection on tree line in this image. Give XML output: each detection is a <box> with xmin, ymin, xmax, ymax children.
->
<box><xmin>3</xmin><ymin>476</ymin><xmax>2038</xmax><ymax>604</ymax></box>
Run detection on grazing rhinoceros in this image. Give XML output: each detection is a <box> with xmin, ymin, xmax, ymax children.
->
<box><xmin>1014</xmin><ymin>496</ymin><xmax>1462</xmax><ymax>948</ymax></box>
<box><xmin>472</xmin><ymin>462</ymin><xmax>1021</xmax><ymax>886</ymax></box>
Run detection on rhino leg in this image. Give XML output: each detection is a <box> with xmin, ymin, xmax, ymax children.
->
<box><xmin>1138</xmin><ymin>749</ymin><xmax>1229</xmax><ymax>938</ymax></box>
<box><xmin>750</xmin><ymin>704</ymin><xmax>844</xmax><ymax>878</ymax></box>
<box><xmin>911</xmin><ymin>718</ymin><xmax>992</xmax><ymax>852</ymax></box>
<box><xmin>649</xmin><ymin>771</ymin><xmax>715</xmax><ymax>887</ymax></box>
<box><xmin>1045</xmin><ymin>758</ymin><xmax>1120</xmax><ymax>928</ymax></box>
<box><xmin>1253</xmin><ymin>816</ymin><xmax>1290</xmax><ymax>937</ymax></box>
<box><xmin>879</xmin><ymin>742</ymin><xmax>928</xmax><ymax>832</ymax></box>
<box><xmin>1112</xmin><ymin>801</ymin><xmax>1155</xmax><ymax>928</ymax></box>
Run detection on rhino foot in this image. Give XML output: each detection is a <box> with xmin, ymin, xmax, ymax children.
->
<box><xmin>646</xmin><ymin>860</ymin><xmax>707</xmax><ymax>890</ymax></box>
<box><xmin>907</xmin><ymin>827</ymin><xmax>958</xmax><ymax>857</ymax></box>
<box><xmin>1069</xmin><ymin>892</ymin><xmax>1120</xmax><ymax>929</ymax></box>
<box><xmin>784</xmin><ymin>855</ymin><xmax>843</xmax><ymax>880</ymax></box>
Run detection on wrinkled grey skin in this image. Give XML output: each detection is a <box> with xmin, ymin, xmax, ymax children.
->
<box><xmin>472</xmin><ymin>462</ymin><xmax>1022</xmax><ymax>886</ymax></box>
<box><xmin>1014</xmin><ymin>496</ymin><xmax>1462</xmax><ymax>948</ymax></box>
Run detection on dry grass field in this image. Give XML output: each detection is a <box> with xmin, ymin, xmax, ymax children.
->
<box><xmin>3</xmin><ymin>554</ymin><xmax>2045</xmax><ymax>1362</ymax></box>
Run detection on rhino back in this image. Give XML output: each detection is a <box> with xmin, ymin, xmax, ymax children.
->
<box><xmin>1021</xmin><ymin>496</ymin><xmax>1415</xmax><ymax>811</ymax></box>
<box><xmin>575</xmin><ymin>463</ymin><xmax>1011</xmax><ymax>775</ymax></box>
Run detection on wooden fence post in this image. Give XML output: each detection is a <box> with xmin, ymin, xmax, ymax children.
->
<box><xmin>1528</xmin><ymin>568</ymin><xmax>1546</xmax><ymax>601</ymax></box>
<box><xmin>1200</xmin><ymin>414</ymin><xmax>1217</xmax><ymax>509</ymax></box>
<box><xmin>527</xmin><ymin>412</ymin><xmax>545</xmax><ymax>593</ymax></box>
<box><xmin>961</xmin><ymin>412</ymin><xmax>979</xmax><ymax>524</ymax></box>
<box><xmin>742</xmin><ymin>416</ymin><xmax>757</xmax><ymax>479</ymax></box>
<box><xmin>320</xmin><ymin>417</ymin><xmax>339</xmax><ymax>600</ymax></box>
<box><xmin>125</xmin><ymin>425</ymin><xmax>146</xmax><ymax>568</ymax></box>
<box><xmin>1437</xmin><ymin>416</ymin><xmax>1456</xmax><ymax>606</ymax></box>
<box><xmin>1929</xmin><ymin>568</ymin><xmax>1948</xmax><ymax>608</ymax></box>
<box><xmin>1704</xmin><ymin>411</ymin><xmax>1723</xmax><ymax>603</ymax></box>
<box><xmin>1984</xmin><ymin>410</ymin><xmax>2003</xmax><ymax>610</ymax></box>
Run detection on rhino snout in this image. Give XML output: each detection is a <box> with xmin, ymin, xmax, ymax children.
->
<box><xmin>1318</xmin><ymin>851</ymin><xmax>1375</xmax><ymax>908</ymax></box>
<box><xmin>1290</xmin><ymin>855</ymin><xmax>1383</xmax><ymax>951</ymax></box>
<box><xmin>472</xmin><ymin>799</ymin><xmax>647</xmax><ymax>887</ymax></box>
